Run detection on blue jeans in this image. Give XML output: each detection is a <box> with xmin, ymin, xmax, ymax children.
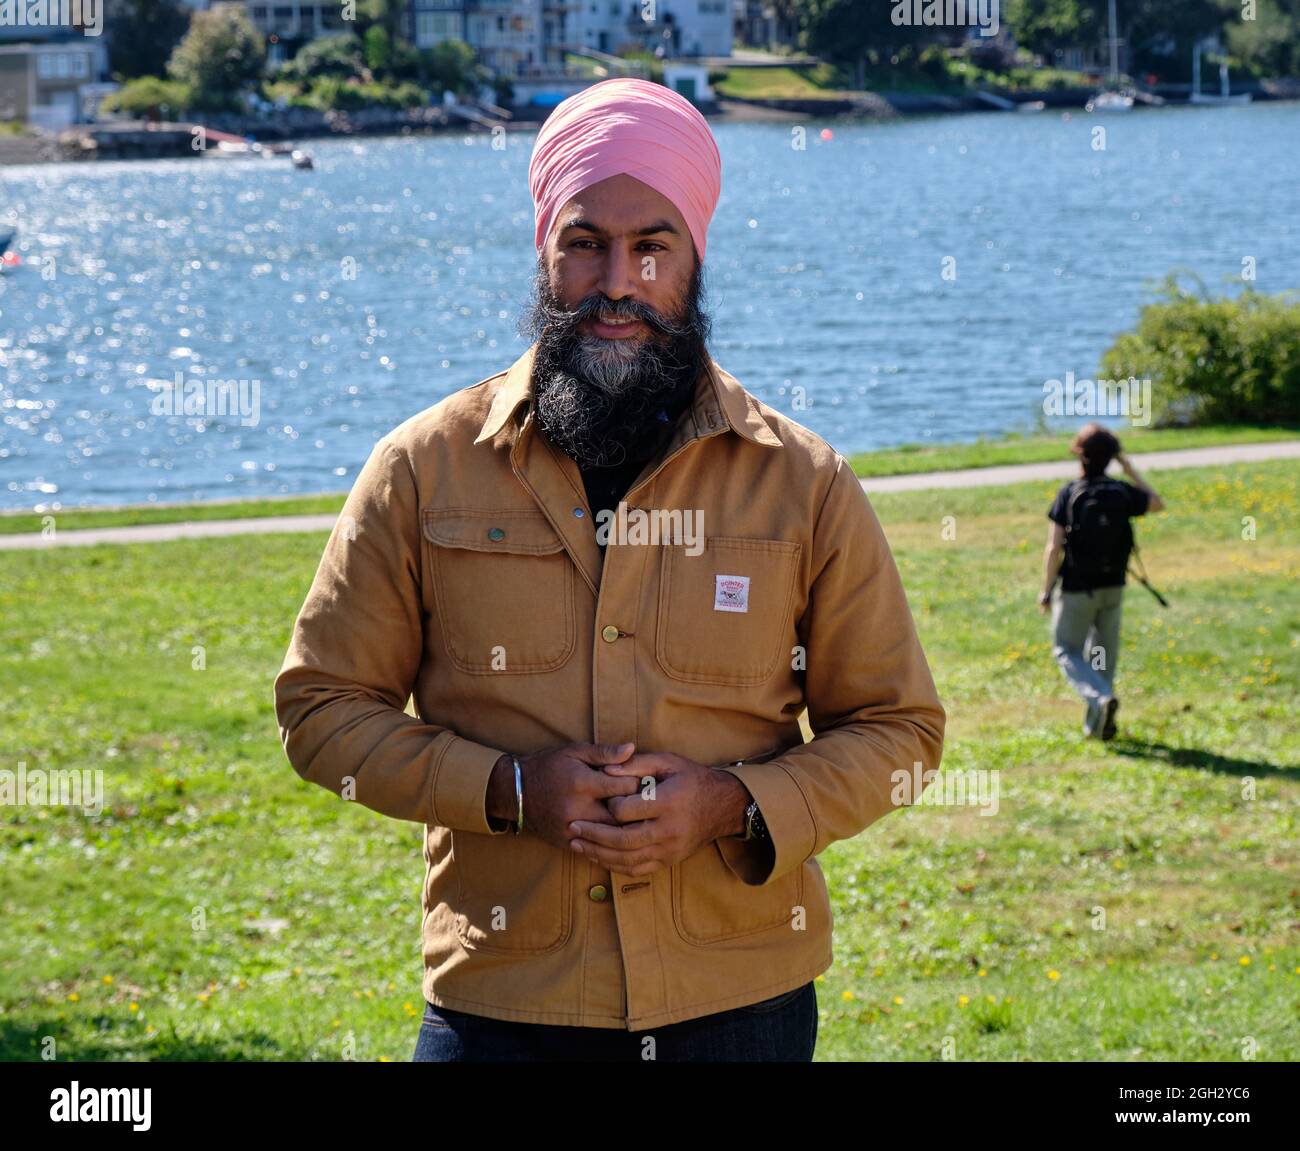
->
<box><xmin>412</xmin><ymin>981</ymin><xmax>817</xmax><ymax>1062</ymax></box>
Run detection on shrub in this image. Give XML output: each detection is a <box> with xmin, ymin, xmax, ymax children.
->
<box><xmin>1100</xmin><ymin>278</ymin><xmax>1300</xmax><ymax>426</ymax></box>
<box><xmin>101</xmin><ymin>76</ymin><xmax>192</xmax><ymax>119</ymax></box>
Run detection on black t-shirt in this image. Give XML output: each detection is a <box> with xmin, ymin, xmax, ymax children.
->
<box><xmin>578</xmin><ymin>386</ymin><xmax>698</xmax><ymax>555</ymax></box>
<box><xmin>1048</xmin><ymin>477</ymin><xmax>1149</xmax><ymax>591</ymax></box>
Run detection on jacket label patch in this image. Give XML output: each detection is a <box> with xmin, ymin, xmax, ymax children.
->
<box><xmin>714</xmin><ymin>574</ymin><xmax>750</xmax><ymax>613</ymax></box>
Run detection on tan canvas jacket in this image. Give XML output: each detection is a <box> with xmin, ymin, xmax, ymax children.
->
<box><xmin>274</xmin><ymin>342</ymin><xmax>945</xmax><ymax>1031</ymax></box>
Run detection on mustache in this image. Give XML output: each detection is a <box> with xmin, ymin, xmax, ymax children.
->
<box><xmin>536</xmin><ymin>289</ymin><xmax>695</xmax><ymax>340</ymax></box>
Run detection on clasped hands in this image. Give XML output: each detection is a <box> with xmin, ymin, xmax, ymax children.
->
<box><xmin>506</xmin><ymin>742</ymin><xmax>749</xmax><ymax>877</ymax></box>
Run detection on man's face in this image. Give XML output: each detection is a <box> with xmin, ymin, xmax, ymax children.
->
<box><xmin>545</xmin><ymin>171</ymin><xmax>697</xmax><ymax>354</ymax></box>
<box><xmin>520</xmin><ymin>173</ymin><xmax>713</xmax><ymax>469</ymax></box>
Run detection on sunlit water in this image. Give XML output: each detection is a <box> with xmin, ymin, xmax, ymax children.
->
<box><xmin>1</xmin><ymin>102</ymin><xmax>1296</xmax><ymax>510</ymax></box>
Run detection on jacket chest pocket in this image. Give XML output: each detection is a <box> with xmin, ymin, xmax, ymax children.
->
<box><xmin>656</xmin><ymin>536</ymin><xmax>802</xmax><ymax>687</ymax></box>
<box><xmin>422</xmin><ymin>508</ymin><xmax>576</xmax><ymax>675</ymax></box>
<box><xmin>451</xmin><ymin>829</ymin><xmax>574</xmax><ymax>953</ymax></box>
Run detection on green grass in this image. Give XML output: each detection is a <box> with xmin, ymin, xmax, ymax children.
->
<box><xmin>1</xmin><ymin>459</ymin><xmax>1294</xmax><ymax>1060</ymax></box>
<box><xmin>711</xmin><ymin>60</ymin><xmax>1090</xmax><ymax>101</ymax></box>
<box><xmin>0</xmin><ymin>493</ymin><xmax>348</xmax><ymax>536</ymax></box>
<box><xmin>846</xmin><ymin>424</ymin><xmax>1299</xmax><ymax>477</ymax></box>
<box><xmin>2</xmin><ymin>423</ymin><xmax>1292</xmax><ymax>536</ymax></box>
<box><xmin>712</xmin><ymin>64</ymin><xmax>852</xmax><ymax>100</ymax></box>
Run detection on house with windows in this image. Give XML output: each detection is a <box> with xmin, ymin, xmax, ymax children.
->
<box><xmin>409</xmin><ymin>1</ymin><xmax>732</xmax><ymax>76</ymax></box>
<box><xmin>0</xmin><ymin>27</ymin><xmax>107</xmax><ymax>129</ymax></box>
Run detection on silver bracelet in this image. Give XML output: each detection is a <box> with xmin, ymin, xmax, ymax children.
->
<box><xmin>512</xmin><ymin>756</ymin><xmax>524</xmax><ymax>834</ymax></box>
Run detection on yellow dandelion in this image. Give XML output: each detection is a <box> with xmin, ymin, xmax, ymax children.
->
<box><xmin>129</xmin><ymin>1002</ymin><xmax>139</xmax><ymax>1013</ymax></box>
<box><xmin>293</xmin><ymin>966</ymin><xmax>303</xmax><ymax>976</ymax></box>
<box><xmin>67</xmin><ymin>992</ymin><xmax>79</xmax><ymax>1002</ymax></box>
<box><xmin>378</xmin><ymin>1056</ymin><xmax>392</xmax><ymax>1062</ymax></box>
<box><xmin>1047</xmin><ymin>970</ymin><xmax>1060</xmax><ymax>981</ymax></box>
<box><xmin>893</xmin><ymin>996</ymin><xmax>904</xmax><ymax>1006</ymax></box>
<box><xmin>197</xmin><ymin>993</ymin><xmax>209</xmax><ymax>1003</ymax></box>
<box><xmin>1239</xmin><ymin>956</ymin><xmax>1250</xmax><ymax>967</ymax></box>
<box><xmin>842</xmin><ymin>990</ymin><xmax>856</xmax><ymax>1001</ymax></box>
<box><xmin>978</xmin><ymin>969</ymin><xmax>987</xmax><ymax>977</ymax></box>
<box><xmin>102</xmin><ymin>975</ymin><xmax>113</xmax><ymax>985</ymax></box>
<box><xmin>958</xmin><ymin>995</ymin><xmax>969</xmax><ymax>1007</ymax></box>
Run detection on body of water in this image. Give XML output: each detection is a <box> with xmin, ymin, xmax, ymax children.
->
<box><xmin>1</xmin><ymin>102</ymin><xmax>1296</xmax><ymax>509</ymax></box>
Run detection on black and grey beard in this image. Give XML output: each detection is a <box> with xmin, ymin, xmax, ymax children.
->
<box><xmin>517</xmin><ymin>256</ymin><xmax>713</xmax><ymax>469</ymax></box>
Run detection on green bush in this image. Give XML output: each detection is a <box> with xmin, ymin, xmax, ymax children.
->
<box><xmin>299</xmin><ymin>76</ymin><xmax>426</xmax><ymax>111</ymax></box>
<box><xmin>273</xmin><ymin>34</ymin><xmax>364</xmax><ymax>84</ymax></box>
<box><xmin>101</xmin><ymin>76</ymin><xmax>192</xmax><ymax>119</ymax></box>
<box><xmin>1101</xmin><ymin>278</ymin><xmax>1300</xmax><ymax>426</ymax></box>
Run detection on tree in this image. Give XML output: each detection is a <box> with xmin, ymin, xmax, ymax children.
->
<box><xmin>804</xmin><ymin>0</ymin><xmax>940</xmax><ymax>87</ymax></box>
<box><xmin>108</xmin><ymin>0</ymin><xmax>191</xmax><ymax>80</ymax></box>
<box><xmin>167</xmin><ymin>7</ymin><xmax>266</xmax><ymax>113</ymax></box>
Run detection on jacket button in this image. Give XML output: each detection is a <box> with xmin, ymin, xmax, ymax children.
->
<box><xmin>487</xmin><ymin>527</ymin><xmax>505</xmax><ymax>541</ymax></box>
<box><xmin>600</xmin><ymin>624</ymin><xmax>619</xmax><ymax>643</ymax></box>
<box><xmin>588</xmin><ymin>884</ymin><xmax>608</xmax><ymax>902</ymax></box>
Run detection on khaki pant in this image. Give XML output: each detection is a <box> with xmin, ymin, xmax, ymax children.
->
<box><xmin>1050</xmin><ymin>585</ymin><xmax>1124</xmax><ymax>735</ymax></box>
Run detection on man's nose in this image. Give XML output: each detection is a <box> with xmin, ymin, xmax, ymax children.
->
<box><xmin>595</xmin><ymin>244</ymin><xmax>639</xmax><ymax>302</ymax></box>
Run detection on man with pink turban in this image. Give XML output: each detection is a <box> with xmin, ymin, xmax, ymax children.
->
<box><xmin>276</xmin><ymin>77</ymin><xmax>945</xmax><ymax>1065</ymax></box>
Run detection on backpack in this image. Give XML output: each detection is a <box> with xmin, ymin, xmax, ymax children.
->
<box><xmin>1063</xmin><ymin>478</ymin><xmax>1135</xmax><ymax>590</ymax></box>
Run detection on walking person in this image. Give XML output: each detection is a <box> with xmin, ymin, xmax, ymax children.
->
<box><xmin>1038</xmin><ymin>423</ymin><xmax>1164</xmax><ymax>740</ymax></box>
<box><xmin>274</xmin><ymin>78</ymin><xmax>945</xmax><ymax>1062</ymax></box>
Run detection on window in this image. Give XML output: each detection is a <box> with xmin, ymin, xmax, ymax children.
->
<box><xmin>37</xmin><ymin>54</ymin><xmax>55</xmax><ymax>79</ymax></box>
<box><xmin>55</xmin><ymin>54</ymin><xmax>71</xmax><ymax>78</ymax></box>
<box><xmin>71</xmin><ymin>54</ymin><xmax>88</xmax><ymax>78</ymax></box>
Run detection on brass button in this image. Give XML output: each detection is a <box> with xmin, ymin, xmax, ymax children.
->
<box><xmin>600</xmin><ymin>624</ymin><xmax>619</xmax><ymax>643</ymax></box>
<box><xmin>487</xmin><ymin>527</ymin><xmax>505</xmax><ymax>541</ymax></box>
<box><xmin>588</xmin><ymin>884</ymin><xmax>608</xmax><ymax>902</ymax></box>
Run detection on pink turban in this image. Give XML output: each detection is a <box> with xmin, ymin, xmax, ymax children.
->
<box><xmin>528</xmin><ymin>77</ymin><xmax>722</xmax><ymax>262</ymax></box>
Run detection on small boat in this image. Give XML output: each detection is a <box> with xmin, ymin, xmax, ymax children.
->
<box><xmin>0</xmin><ymin>226</ymin><xmax>14</xmax><ymax>256</ymax></box>
<box><xmin>1015</xmin><ymin>100</ymin><xmax>1046</xmax><ymax>113</ymax></box>
<box><xmin>290</xmin><ymin>149</ymin><xmax>314</xmax><ymax>170</ymax></box>
<box><xmin>1086</xmin><ymin>91</ymin><xmax>1135</xmax><ymax>112</ymax></box>
<box><xmin>1086</xmin><ymin>1</ymin><xmax>1135</xmax><ymax>112</ymax></box>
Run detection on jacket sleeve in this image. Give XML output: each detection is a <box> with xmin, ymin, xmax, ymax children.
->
<box><xmin>273</xmin><ymin>437</ymin><xmax>510</xmax><ymax>833</ymax></box>
<box><xmin>717</xmin><ymin>454</ymin><xmax>946</xmax><ymax>885</ymax></box>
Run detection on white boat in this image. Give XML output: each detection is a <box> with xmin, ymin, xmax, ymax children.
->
<box><xmin>1086</xmin><ymin>1</ymin><xmax>1136</xmax><ymax>112</ymax></box>
<box><xmin>1087</xmin><ymin>91</ymin><xmax>1135</xmax><ymax>112</ymax></box>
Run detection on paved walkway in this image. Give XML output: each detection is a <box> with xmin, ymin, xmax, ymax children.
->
<box><xmin>2</xmin><ymin>440</ymin><xmax>1296</xmax><ymax>551</ymax></box>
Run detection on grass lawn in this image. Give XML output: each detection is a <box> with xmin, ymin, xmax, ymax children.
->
<box><xmin>0</xmin><ymin>460</ymin><xmax>1295</xmax><ymax>1060</ymax></box>
<box><xmin>1</xmin><ymin>425</ymin><xmax>1294</xmax><ymax>537</ymax></box>
<box><xmin>845</xmin><ymin>424</ymin><xmax>1299</xmax><ymax>477</ymax></box>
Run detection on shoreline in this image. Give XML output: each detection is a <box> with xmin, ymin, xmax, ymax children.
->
<box><xmin>5</xmin><ymin>81</ymin><xmax>1298</xmax><ymax>167</ymax></box>
<box><xmin>1</xmin><ymin>426</ymin><xmax>1293</xmax><ymax>533</ymax></box>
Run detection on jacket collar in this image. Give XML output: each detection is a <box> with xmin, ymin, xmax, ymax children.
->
<box><xmin>473</xmin><ymin>341</ymin><xmax>783</xmax><ymax>449</ymax></box>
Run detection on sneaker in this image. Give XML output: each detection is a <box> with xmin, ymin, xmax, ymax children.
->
<box><xmin>1100</xmin><ymin>696</ymin><xmax>1119</xmax><ymax>741</ymax></box>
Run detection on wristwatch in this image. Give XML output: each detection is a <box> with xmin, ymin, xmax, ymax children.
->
<box><xmin>742</xmin><ymin>799</ymin><xmax>769</xmax><ymax>843</ymax></box>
